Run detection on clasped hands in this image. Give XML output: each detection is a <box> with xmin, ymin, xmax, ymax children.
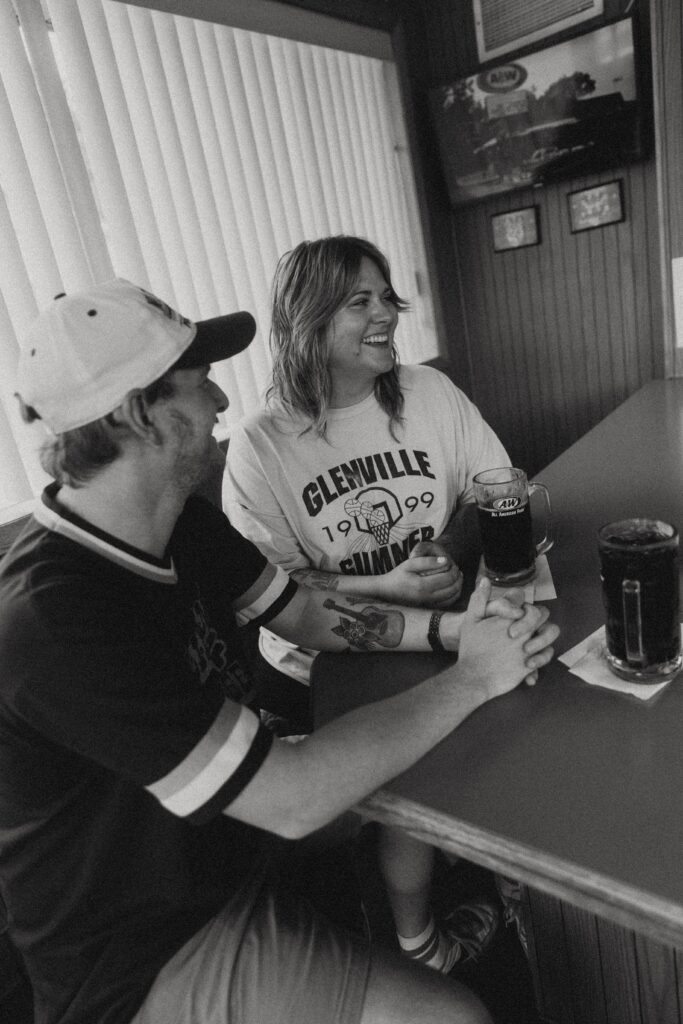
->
<box><xmin>405</xmin><ymin>539</ymin><xmax>558</xmax><ymax>689</ymax></box>
<box><xmin>478</xmin><ymin>579</ymin><xmax>556</xmax><ymax>687</ymax></box>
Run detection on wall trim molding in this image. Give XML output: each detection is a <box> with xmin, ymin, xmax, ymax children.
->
<box><xmin>111</xmin><ymin>0</ymin><xmax>394</xmax><ymax>59</ymax></box>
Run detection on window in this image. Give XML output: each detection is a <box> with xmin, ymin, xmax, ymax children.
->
<box><xmin>0</xmin><ymin>0</ymin><xmax>436</xmax><ymax>512</ymax></box>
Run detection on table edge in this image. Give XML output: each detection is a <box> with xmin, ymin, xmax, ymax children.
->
<box><xmin>359</xmin><ymin>789</ymin><xmax>683</xmax><ymax>948</ymax></box>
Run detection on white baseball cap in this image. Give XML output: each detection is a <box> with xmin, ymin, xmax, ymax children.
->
<box><xmin>17</xmin><ymin>278</ymin><xmax>256</xmax><ymax>434</ymax></box>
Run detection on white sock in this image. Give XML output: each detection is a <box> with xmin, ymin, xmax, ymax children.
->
<box><xmin>397</xmin><ymin>916</ymin><xmax>461</xmax><ymax>973</ymax></box>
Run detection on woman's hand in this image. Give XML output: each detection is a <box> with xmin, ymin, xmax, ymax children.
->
<box><xmin>375</xmin><ymin>540</ymin><xmax>464</xmax><ymax>608</ymax></box>
<box><xmin>484</xmin><ymin>586</ymin><xmax>527</xmax><ymax>622</ymax></box>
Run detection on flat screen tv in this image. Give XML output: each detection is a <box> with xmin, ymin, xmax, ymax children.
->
<box><xmin>430</xmin><ymin>16</ymin><xmax>649</xmax><ymax>207</ymax></box>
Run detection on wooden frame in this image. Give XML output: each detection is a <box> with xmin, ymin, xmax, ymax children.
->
<box><xmin>567</xmin><ymin>179</ymin><xmax>625</xmax><ymax>233</ymax></box>
<box><xmin>491</xmin><ymin>206</ymin><xmax>540</xmax><ymax>252</ymax></box>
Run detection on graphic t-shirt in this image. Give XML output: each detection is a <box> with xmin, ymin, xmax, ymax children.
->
<box><xmin>0</xmin><ymin>486</ymin><xmax>295</xmax><ymax>1024</ymax></box>
<box><xmin>224</xmin><ymin>364</ymin><xmax>509</xmax><ymax>680</ymax></box>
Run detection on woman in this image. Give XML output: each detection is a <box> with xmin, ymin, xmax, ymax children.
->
<box><xmin>224</xmin><ymin>235</ymin><xmax>511</xmax><ymax>972</ymax></box>
<box><xmin>225</xmin><ymin>236</ymin><xmax>510</xmax><ymax>679</ymax></box>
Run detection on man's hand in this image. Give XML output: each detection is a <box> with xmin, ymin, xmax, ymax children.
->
<box><xmin>456</xmin><ymin>578</ymin><xmax>559</xmax><ymax>702</ymax></box>
<box><xmin>483</xmin><ymin>586</ymin><xmax>546</xmax><ymax>685</ymax></box>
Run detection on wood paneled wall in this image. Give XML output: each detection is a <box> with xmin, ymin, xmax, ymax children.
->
<box><xmin>453</xmin><ymin>162</ymin><xmax>662</xmax><ymax>473</ymax></box>
<box><xmin>651</xmin><ymin>0</ymin><xmax>683</xmax><ymax>367</ymax></box>
<box><xmin>528</xmin><ymin>889</ymin><xmax>683</xmax><ymax>1024</ymax></box>
<box><xmin>393</xmin><ymin>0</ymin><xmax>664</xmax><ymax>475</ymax></box>
<box><xmin>654</xmin><ymin>0</ymin><xmax>683</xmax><ymax>260</ymax></box>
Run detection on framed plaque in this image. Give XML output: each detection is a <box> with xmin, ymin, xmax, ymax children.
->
<box><xmin>568</xmin><ymin>180</ymin><xmax>624</xmax><ymax>233</ymax></box>
<box><xmin>492</xmin><ymin>206</ymin><xmax>540</xmax><ymax>252</ymax></box>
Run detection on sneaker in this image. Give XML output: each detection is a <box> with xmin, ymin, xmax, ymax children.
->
<box><xmin>495</xmin><ymin>875</ymin><xmax>529</xmax><ymax>957</ymax></box>
<box><xmin>441</xmin><ymin>898</ymin><xmax>500</xmax><ymax>967</ymax></box>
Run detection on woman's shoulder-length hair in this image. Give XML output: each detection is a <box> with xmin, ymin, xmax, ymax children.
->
<box><xmin>268</xmin><ymin>235</ymin><xmax>408</xmax><ymax>439</ymax></box>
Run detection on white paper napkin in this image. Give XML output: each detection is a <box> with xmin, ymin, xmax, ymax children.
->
<box><xmin>477</xmin><ymin>554</ymin><xmax>556</xmax><ymax>603</ymax></box>
<box><xmin>558</xmin><ymin>625</ymin><xmax>683</xmax><ymax>699</ymax></box>
<box><xmin>530</xmin><ymin>555</ymin><xmax>556</xmax><ymax>601</ymax></box>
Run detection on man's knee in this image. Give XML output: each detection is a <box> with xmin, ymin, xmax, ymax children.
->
<box><xmin>360</xmin><ymin>945</ymin><xmax>493</xmax><ymax>1024</ymax></box>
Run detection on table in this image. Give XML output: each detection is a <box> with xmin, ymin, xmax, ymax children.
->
<box><xmin>312</xmin><ymin>379</ymin><xmax>683</xmax><ymax>1024</ymax></box>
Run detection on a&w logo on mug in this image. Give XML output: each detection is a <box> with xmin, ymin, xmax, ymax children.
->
<box><xmin>493</xmin><ymin>496</ymin><xmax>521</xmax><ymax>511</ymax></box>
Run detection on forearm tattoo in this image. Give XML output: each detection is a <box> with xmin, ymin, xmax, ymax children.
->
<box><xmin>322</xmin><ymin>598</ymin><xmax>405</xmax><ymax>651</ymax></box>
<box><xmin>292</xmin><ymin>568</ymin><xmax>340</xmax><ymax>591</ymax></box>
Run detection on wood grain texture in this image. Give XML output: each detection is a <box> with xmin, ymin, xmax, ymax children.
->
<box><xmin>522</xmin><ymin>897</ymin><xmax>683</xmax><ymax>1024</ymax></box>
<box><xmin>597</xmin><ymin>918</ymin><xmax>642</xmax><ymax>1024</ymax></box>
<box><xmin>653</xmin><ymin>0</ymin><xmax>683</xmax><ymax>259</ymax></box>
<box><xmin>528</xmin><ymin>889</ymin><xmax>576</xmax><ymax>1024</ymax></box>
<box><xmin>651</xmin><ymin>0</ymin><xmax>683</xmax><ymax>371</ymax></box>
<box><xmin>633</xmin><ymin>933</ymin><xmax>681</xmax><ymax>1023</ymax></box>
<box><xmin>529</xmin><ymin>895</ymin><xmax>682</xmax><ymax>1024</ymax></box>
<box><xmin>561</xmin><ymin>903</ymin><xmax>608</xmax><ymax>1024</ymax></box>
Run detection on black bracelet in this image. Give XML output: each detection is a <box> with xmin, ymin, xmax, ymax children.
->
<box><xmin>427</xmin><ymin>610</ymin><xmax>446</xmax><ymax>652</ymax></box>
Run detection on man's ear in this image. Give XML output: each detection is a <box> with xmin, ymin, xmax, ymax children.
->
<box><xmin>117</xmin><ymin>391</ymin><xmax>163</xmax><ymax>445</ymax></box>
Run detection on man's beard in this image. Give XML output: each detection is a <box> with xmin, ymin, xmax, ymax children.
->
<box><xmin>170</xmin><ymin>414</ymin><xmax>214</xmax><ymax>495</ymax></box>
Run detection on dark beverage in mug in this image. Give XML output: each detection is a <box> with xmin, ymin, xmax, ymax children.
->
<box><xmin>598</xmin><ymin>519</ymin><xmax>681</xmax><ymax>682</ymax></box>
<box><xmin>477</xmin><ymin>501</ymin><xmax>535</xmax><ymax>579</ymax></box>
<box><xmin>473</xmin><ymin>467</ymin><xmax>553</xmax><ymax>585</ymax></box>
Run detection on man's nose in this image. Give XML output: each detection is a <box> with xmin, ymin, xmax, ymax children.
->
<box><xmin>210</xmin><ymin>379</ymin><xmax>229</xmax><ymax>412</ymax></box>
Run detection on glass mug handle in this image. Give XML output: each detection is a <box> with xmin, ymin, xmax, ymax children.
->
<box><xmin>622</xmin><ymin>578</ymin><xmax>645</xmax><ymax>666</ymax></box>
<box><xmin>528</xmin><ymin>482</ymin><xmax>553</xmax><ymax>555</ymax></box>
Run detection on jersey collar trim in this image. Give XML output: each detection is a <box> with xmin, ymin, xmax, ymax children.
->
<box><xmin>35</xmin><ymin>486</ymin><xmax>177</xmax><ymax>585</ymax></box>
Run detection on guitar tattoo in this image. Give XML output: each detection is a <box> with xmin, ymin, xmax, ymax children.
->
<box><xmin>322</xmin><ymin>598</ymin><xmax>404</xmax><ymax>650</ymax></box>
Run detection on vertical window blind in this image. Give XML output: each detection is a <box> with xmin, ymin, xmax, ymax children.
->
<box><xmin>0</xmin><ymin>0</ymin><xmax>437</xmax><ymax>513</ymax></box>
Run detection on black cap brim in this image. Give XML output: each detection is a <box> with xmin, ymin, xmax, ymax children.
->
<box><xmin>174</xmin><ymin>311</ymin><xmax>256</xmax><ymax>369</ymax></box>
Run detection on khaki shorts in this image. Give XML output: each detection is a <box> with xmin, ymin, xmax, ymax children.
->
<box><xmin>130</xmin><ymin>838</ymin><xmax>370</xmax><ymax>1024</ymax></box>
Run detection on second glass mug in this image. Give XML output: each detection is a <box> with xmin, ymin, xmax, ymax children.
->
<box><xmin>598</xmin><ymin>518</ymin><xmax>682</xmax><ymax>683</ymax></box>
<box><xmin>473</xmin><ymin>467</ymin><xmax>553</xmax><ymax>585</ymax></box>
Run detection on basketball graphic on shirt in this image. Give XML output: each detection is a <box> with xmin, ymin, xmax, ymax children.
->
<box><xmin>343</xmin><ymin>498</ymin><xmax>372</xmax><ymax>520</ymax></box>
<box><xmin>344</xmin><ymin>487</ymin><xmax>402</xmax><ymax>546</ymax></box>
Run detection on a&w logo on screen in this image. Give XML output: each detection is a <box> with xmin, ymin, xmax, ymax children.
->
<box><xmin>493</xmin><ymin>496</ymin><xmax>521</xmax><ymax>511</ymax></box>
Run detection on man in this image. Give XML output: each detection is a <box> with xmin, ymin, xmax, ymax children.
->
<box><xmin>0</xmin><ymin>279</ymin><xmax>558</xmax><ymax>1024</ymax></box>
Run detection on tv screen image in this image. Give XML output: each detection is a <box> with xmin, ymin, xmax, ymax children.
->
<box><xmin>430</xmin><ymin>17</ymin><xmax>645</xmax><ymax>206</ymax></box>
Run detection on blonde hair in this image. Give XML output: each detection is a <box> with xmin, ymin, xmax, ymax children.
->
<box><xmin>268</xmin><ymin>236</ymin><xmax>408</xmax><ymax>438</ymax></box>
<box><xmin>19</xmin><ymin>373</ymin><xmax>176</xmax><ymax>487</ymax></box>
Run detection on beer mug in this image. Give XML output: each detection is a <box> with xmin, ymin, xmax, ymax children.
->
<box><xmin>473</xmin><ymin>467</ymin><xmax>553</xmax><ymax>585</ymax></box>
<box><xmin>598</xmin><ymin>518</ymin><xmax>682</xmax><ymax>683</ymax></box>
